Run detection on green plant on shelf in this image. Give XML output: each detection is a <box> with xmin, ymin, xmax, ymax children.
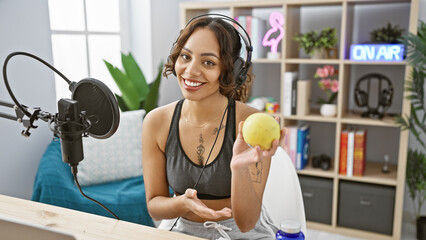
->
<box><xmin>104</xmin><ymin>52</ymin><xmax>163</xmax><ymax>114</ymax></box>
<box><xmin>394</xmin><ymin>20</ymin><xmax>426</xmax><ymax>221</ymax></box>
<box><xmin>370</xmin><ymin>22</ymin><xmax>405</xmax><ymax>44</ymax></box>
<box><xmin>294</xmin><ymin>27</ymin><xmax>337</xmax><ymax>56</ymax></box>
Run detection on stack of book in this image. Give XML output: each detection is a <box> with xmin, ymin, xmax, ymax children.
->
<box><xmin>282</xmin><ymin>72</ymin><xmax>311</xmax><ymax>117</ymax></box>
<box><xmin>234</xmin><ymin>16</ymin><xmax>267</xmax><ymax>59</ymax></box>
<box><xmin>283</xmin><ymin>72</ymin><xmax>298</xmax><ymax>116</ymax></box>
<box><xmin>339</xmin><ymin>129</ymin><xmax>367</xmax><ymax>176</ymax></box>
<box><xmin>283</xmin><ymin>125</ymin><xmax>310</xmax><ymax>170</ymax></box>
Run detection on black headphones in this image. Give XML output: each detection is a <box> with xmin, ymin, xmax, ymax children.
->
<box><xmin>354</xmin><ymin>73</ymin><xmax>394</xmax><ymax>118</ymax></box>
<box><xmin>169</xmin><ymin>13</ymin><xmax>253</xmax><ymax>88</ymax></box>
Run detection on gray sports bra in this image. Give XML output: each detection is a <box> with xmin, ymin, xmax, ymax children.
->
<box><xmin>165</xmin><ymin>99</ymin><xmax>236</xmax><ymax>199</ymax></box>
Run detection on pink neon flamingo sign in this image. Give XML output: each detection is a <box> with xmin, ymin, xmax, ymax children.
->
<box><xmin>262</xmin><ymin>12</ymin><xmax>284</xmax><ymax>54</ymax></box>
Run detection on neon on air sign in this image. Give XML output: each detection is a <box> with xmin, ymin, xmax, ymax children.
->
<box><xmin>350</xmin><ymin>44</ymin><xmax>404</xmax><ymax>62</ymax></box>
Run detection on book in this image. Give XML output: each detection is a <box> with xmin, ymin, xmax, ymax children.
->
<box><xmin>353</xmin><ymin>130</ymin><xmax>367</xmax><ymax>176</ymax></box>
<box><xmin>250</xmin><ymin>17</ymin><xmax>267</xmax><ymax>59</ymax></box>
<box><xmin>346</xmin><ymin>130</ymin><xmax>355</xmax><ymax>177</ymax></box>
<box><xmin>339</xmin><ymin>130</ymin><xmax>348</xmax><ymax>175</ymax></box>
<box><xmin>235</xmin><ymin>16</ymin><xmax>266</xmax><ymax>60</ymax></box>
<box><xmin>296</xmin><ymin>80</ymin><xmax>311</xmax><ymax>116</ymax></box>
<box><xmin>286</xmin><ymin>126</ymin><xmax>298</xmax><ymax>167</ymax></box>
<box><xmin>283</xmin><ymin>72</ymin><xmax>298</xmax><ymax>116</ymax></box>
<box><xmin>296</xmin><ymin>125</ymin><xmax>310</xmax><ymax>170</ymax></box>
<box><xmin>282</xmin><ymin>127</ymin><xmax>290</xmax><ymax>152</ymax></box>
<box><xmin>291</xmin><ymin>77</ymin><xmax>298</xmax><ymax>115</ymax></box>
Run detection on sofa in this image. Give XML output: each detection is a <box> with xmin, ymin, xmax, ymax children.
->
<box><xmin>31</xmin><ymin>109</ymin><xmax>154</xmax><ymax>226</ymax></box>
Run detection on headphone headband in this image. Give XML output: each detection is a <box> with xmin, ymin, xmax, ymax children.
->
<box><xmin>184</xmin><ymin>13</ymin><xmax>253</xmax><ymax>63</ymax></box>
<box><xmin>355</xmin><ymin>73</ymin><xmax>394</xmax><ymax>92</ymax></box>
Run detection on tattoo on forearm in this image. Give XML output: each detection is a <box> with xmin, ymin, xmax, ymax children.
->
<box><xmin>197</xmin><ymin>133</ymin><xmax>205</xmax><ymax>165</ymax></box>
<box><xmin>212</xmin><ymin>125</ymin><xmax>225</xmax><ymax>135</ymax></box>
<box><xmin>250</xmin><ymin>162</ymin><xmax>262</xmax><ymax>183</ymax></box>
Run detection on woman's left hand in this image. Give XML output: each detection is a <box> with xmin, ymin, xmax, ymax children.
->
<box><xmin>231</xmin><ymin>118</ymin><xmax>286</xmax><ymax>171</ymax></box>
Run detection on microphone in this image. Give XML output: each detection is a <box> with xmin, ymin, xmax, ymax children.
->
<box><xmin>57</xmin><ymin>98</ymin><xmax>84</xmax><ymax>167</ymax></box>
<box><xmin>55</xmin><ymin>77</ymin><xmax>120</xmax><ymax>168</ymax></box>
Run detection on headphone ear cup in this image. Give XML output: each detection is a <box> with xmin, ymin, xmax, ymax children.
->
<box><xmin>355</xmin><ymin>90</ymin><xmax>368</xmax><ymax>107</ymax></box>
<box><xmin>232</xmin><ymin>57</ymin><xmax>246</xmax><ymax>86</ymax></box>
<box><xmin>379</xmin><ymin>89</ymin><xmax>393</xmax><ymax>107</ymax></box>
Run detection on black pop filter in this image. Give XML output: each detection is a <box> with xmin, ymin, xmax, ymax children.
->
<box><xmin>71</xmin><ymin>78</ymin><xmax>120</xmax><ymax>139</ymax></box>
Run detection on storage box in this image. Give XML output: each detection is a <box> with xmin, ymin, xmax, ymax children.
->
<box><xmin>299</xmin><ymin>175</ymin><xmax>333</xmax><ymax>224</ymax></box>
<box><xmin>338</xmin><ymin>181</ymin><xmax>395</xmax><ymax>235</ymax></box>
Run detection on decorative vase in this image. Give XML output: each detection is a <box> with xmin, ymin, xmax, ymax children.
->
<box><xmin>326</xmin><ymin>47</ymin><xmax>339</xmax><ymax>59</ymax></box>
<box><xmin>320</xmin><ymin>104</ymin><xmax>337</xmax><ymax>117</ymax></box>
<box><xmin>311</xmin><ymin>49</ymin><xmax>326</xmax><ymax>59</ymax></box>
<box><xmin>267</xmin><ymin>51</ymin><xmax>281</xmax><ymax>60</ymax></box>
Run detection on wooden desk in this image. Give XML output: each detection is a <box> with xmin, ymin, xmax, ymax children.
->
<box><xmin>0</xmin><ymin>194</ymin><xmax>204</xmax><ymax>240</ymax></box>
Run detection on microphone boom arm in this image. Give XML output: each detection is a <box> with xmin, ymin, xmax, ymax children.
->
<box><xmin>0</xmin><ymin>99</ymin><xmax>55</xmax><ymax>137</ymax></box>
<box><xmin>0</xmin><ymin>100</ymin><xmax>20</xmax><ymax>121</ymax></box>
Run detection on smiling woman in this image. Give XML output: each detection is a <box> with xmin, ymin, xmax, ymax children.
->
<box><xmin>141</xmin><ymin>15</ymin><xmax>286</xmax><ymax>239</ymax></box>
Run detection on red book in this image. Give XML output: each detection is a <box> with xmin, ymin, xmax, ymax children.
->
<box><xmin>339</xmin><ymin>130</ymin><xmax>348</xmax><ymax>175</ymax></box>
<box><xmin>353</xmin><ymin>130</ymin><xmax>366</xmax><ymax>176</ymax></box>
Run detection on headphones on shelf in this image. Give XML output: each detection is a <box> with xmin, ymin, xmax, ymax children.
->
<box><xmin>169</xmin><ymin>13</ymin><xmax>253</xmax><ymax>88</ymax></box>
<box><xmin>354</xmin><ymin>73</ymin><xmax>394</xmax><ymax>118</ymax></box>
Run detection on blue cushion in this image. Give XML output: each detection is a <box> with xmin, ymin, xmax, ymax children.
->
<box><xmin>32</xmin><ymin>140</ymin><xmax>153</xmax><ymax>226</ymax></box>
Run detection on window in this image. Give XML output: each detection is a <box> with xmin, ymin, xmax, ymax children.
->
<box><xmin>48</xmin><ymin>0</ymin><xmax>122</xmax><ymax>101</ymax></box>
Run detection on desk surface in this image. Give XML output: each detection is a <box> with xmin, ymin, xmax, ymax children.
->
<box><xmin>0</xmin><ymin>194</ymin><xmax>204</xmax><ymax>240</ymax></box>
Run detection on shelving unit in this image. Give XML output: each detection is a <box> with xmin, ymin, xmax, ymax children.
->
<box><xmin>180</xmin><ymin>1</ymin><xmax>419</xmax><ymax>239</ymax></box>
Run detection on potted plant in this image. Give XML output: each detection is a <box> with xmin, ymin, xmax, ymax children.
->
<box><xmin>370</xmin><ymin>22</ymin><xmax>405</xmax><ymax>44</ymax></box>
<box><xmin>104</xmin><ymin>52</ymin><xmax>163</xmax><ymax>114</ymax></box>
<box><xmin>394</xmin><ymin>20</ymin><xmax>426</xmax><ymax>240</ymax></box>
<box><xmin>314</xmin><ymin>65</ymin><xmax>339</xmax><ymax>117</ymax></box>
<box><xmin>294</xmin><ymin>27</ymin><xmax>338</xmax><ymax>59</ymax></box>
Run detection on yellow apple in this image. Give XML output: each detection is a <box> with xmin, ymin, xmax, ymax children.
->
<box><xmin>242</xmin><ymin>113</ymin><xmax>280</xmax><ymax>150</ymax></box>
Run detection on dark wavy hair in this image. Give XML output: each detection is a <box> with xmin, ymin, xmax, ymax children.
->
<box><xmin>163</xmin><ymin>16</ymin><xmax>253</xmax><ymax>102</ymax></box>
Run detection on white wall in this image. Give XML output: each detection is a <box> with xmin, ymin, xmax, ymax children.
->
<box><xmin>151</xmin><ymin>0</ymin><xmax>183</xmax><ymax>106</ymax></box>
<box><xmin>126</xmin><ymin>0</ymin><xmax>184</xmax><ymax>106</ymax></box>
<box><xmin>126</xmin><ymin>0</ymin><xmax>153</xmax><ymax>84</ymax></box>
<box><xmin>0</xmin><ymin>0</ymin><xmax>56</xmax><ymax>200</ymax></box>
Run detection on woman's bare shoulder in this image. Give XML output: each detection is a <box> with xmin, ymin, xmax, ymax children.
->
<box><xmin>144</xmin><ymin>101</ymin><xmax>179</xmax><ymax>123</ymax></box>
<box><xmin>143</xmin><ymin>100</ymin><xmax>180</xmax><ymax>136</ymax></box>
<box><xmin>143</xmin><ymin>100</ymin><xmax>180</xmax><ymax>150</ymax></box>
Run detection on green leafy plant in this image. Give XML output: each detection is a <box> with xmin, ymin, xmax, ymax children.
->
<box><xmin>294</xmin><ymin>27</ymin><xmax>337</xmax><ymax>56</ymax></box>
<box><xmin>406</xmin><ymin>149</ymin><xmax>426</xmax><ymax>219</ymax></box>
<box><xmin>402</xmin><ymin>21</ymin><xmax>426</xmax><ymax>69</ymax></box>
<box><xmin>104</xmin><ymin>53</ymin><xmax>163</xmax><ymax>114</ymax></box>
<box><xmin>370</xmin><ymin>22</ymin><xmax>405</xmax><ymax>44</ymax></box>
<box><xmin>395</xmin><ymin>20</ymin><xmax>426</xmax><ymax>220</ymax></box>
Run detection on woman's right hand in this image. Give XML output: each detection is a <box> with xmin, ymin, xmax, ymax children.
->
<box><xmin>183</xmin><ymin>188</ymin><xmax>232</xmax><ymax>219</ymax></box>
